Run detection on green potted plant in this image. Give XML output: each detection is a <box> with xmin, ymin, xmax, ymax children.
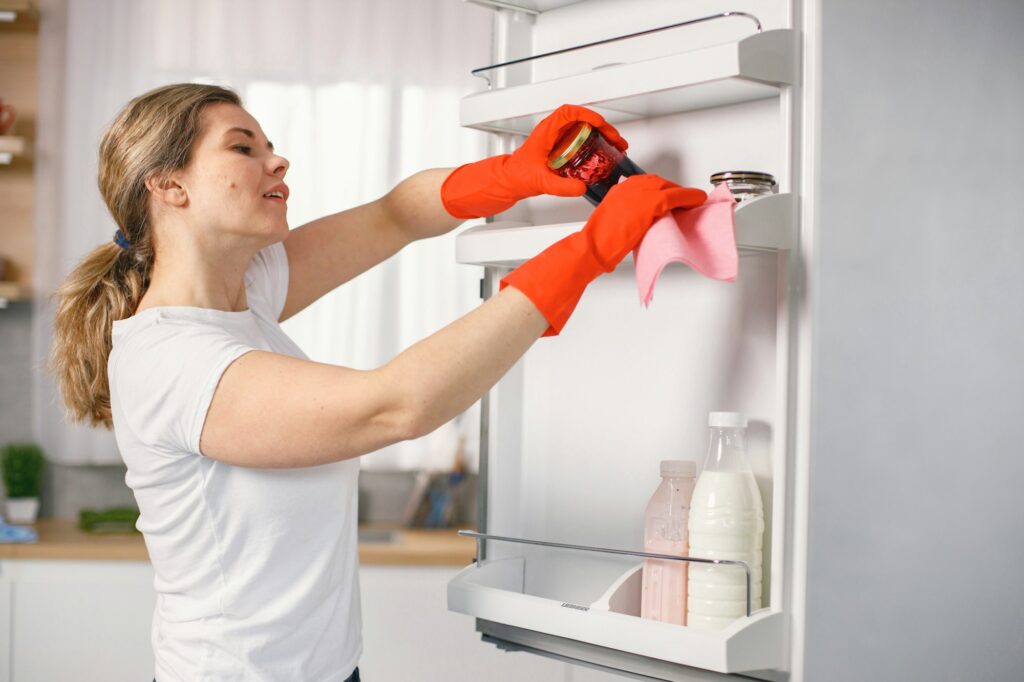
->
<box><xmin>2</xmin><ymin>443</ymin><xmax>45</xmax><ymax>524</ymax></box>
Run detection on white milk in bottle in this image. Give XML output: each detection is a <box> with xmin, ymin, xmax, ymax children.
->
<box><xmin>687</xmin><ymin>412</ymin><xmax>765</xmax><ymax>631</ymax></box>
<box><xmin>641</xmin><ymin>460</ymin><xmax>697</xmax><ymax>625</ymax></box>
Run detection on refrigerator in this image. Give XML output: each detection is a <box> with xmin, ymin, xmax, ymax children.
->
<box><xmin>447</xmin><ymin>1</ymin><xmax>1024</xmax><ymax>680</ymax></box>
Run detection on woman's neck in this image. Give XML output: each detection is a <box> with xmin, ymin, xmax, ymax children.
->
<box><xmin>136</xmin><ymin>249</ymin><xmax>254</xmax><ymax>314</ymax></box>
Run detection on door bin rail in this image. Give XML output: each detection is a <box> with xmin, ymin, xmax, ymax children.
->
<box><xmin>458</xmin><ymin>530</ymin><xmax>753</xmax><ymax>618</ymax></box>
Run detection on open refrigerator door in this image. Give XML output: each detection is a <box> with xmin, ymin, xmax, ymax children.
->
<box><xmin>449</xmin><ymin>1</ymin><xmax>806</xmax><ymax>679</ymax></box>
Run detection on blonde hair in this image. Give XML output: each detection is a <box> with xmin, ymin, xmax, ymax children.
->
<box><xmin>49</xmin><ymin>83</ymin><xmax>241</xmax><ymax>429</ymax></box>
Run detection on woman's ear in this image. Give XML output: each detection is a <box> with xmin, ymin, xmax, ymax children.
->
<box><xmin>145</xmin><ymin>170</ymin><xmax>188</xmax><ymax>208</ymax></box>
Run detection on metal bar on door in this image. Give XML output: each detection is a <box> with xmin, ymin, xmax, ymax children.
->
<box><xmin>471</xmin><ymin>11</ymin><xmax>763</xmax><ymax>85</ymax></box>
<box><xmin>459</xmin><ymin>530</ymin><xmax>753</xmax><ymax>617</ymax></box>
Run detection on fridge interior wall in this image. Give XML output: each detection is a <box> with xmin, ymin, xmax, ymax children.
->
<box><xmin>481</xmin><ymin>0</ymin><xmax>794</xmax><ymax>619</ymax></box>
<box><xmin>486</xmin><ymin>258</ymin><xmax>781</xmax><ymax>609</ymax></box>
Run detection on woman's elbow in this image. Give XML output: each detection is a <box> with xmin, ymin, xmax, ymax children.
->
<box><xmin>390</xmin><ymin>406</ymin><xmax>425</xmax><ymax>444</ymax></box>
<box><xmin>368</xmin><ymin>388</ymin><xmax>425</xmax><ymax>446</ymax></box>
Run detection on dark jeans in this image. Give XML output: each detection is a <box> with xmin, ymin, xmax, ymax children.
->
<box><xmin>154</xmin><ymin>669</ymin><xmax>359</xmax><ymax>681</ymax></box>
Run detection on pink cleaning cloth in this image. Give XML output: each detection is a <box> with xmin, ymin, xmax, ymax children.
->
<box><xmin>633</xmin><ymin>182</ymin><xmax>738</xmax><ymax>307</ymax></box>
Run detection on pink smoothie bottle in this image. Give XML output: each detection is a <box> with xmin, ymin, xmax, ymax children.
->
<box><xmin>640</xmin><ymin>460</ymin><xmax>697</xmax><ymax>625</ymax></box>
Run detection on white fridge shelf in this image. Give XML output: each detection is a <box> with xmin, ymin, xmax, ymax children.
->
<box><xmin>448</xmin><ymin>557</ymin><xmax>786</xmax><ymax>674</ymax></box>
<box><xmin>461</xmin><ymin>29</ymin><xmax>797</xmax><ymax>135</ymax></box>
<box><xmin>465</xmin><ymin>0</ymin><xmax>585</xmax><ymax>13</ymax></box>
<box><xmin>456</xmin><ymin>192</ymin><xmax>796</xmax><ymax>268</ymax></box>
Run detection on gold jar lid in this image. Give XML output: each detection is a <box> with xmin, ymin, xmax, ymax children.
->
<box><xmin>547</xmin><ymin>121</ymin><xmax>594</xmax><ymax>170</ymax></box>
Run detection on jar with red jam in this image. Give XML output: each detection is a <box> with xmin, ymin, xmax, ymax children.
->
<box><xmin>547</xmin><ymin>121</ymin><xmax>646</xmax><ymax>206</ymax></box>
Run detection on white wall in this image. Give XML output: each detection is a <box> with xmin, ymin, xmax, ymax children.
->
<box><xmin>804</xmin><ymin>0</ymin><xmax>1024</xmax><ymax>679</ymax></box>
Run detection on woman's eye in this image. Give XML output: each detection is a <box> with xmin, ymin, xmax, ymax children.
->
<box><xmin>233</xmin><ymin>145</ymin><xmax>252</xmax><ymax>155</ymax></box>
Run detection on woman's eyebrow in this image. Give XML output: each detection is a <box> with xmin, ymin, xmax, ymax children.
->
<box><xmin>223</xmin><ymin>127</ymin><xmax>274</xmax><ymax>151</ymax></box>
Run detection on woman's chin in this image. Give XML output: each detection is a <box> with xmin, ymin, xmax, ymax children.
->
<box><xmin>260</xmin><ymin>218</ymin><xmax>290</xmax><ymax>241</ymax></box>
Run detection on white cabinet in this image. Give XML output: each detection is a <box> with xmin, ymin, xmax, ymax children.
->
<box><xmin>0</xmin><ymin>560</ymin><xmax>156</xmax><ymax>682</ymax></box>
<box><xmin>0</xmin><ymin>560</ymin><xmax>606</xmax><ymax>682</ymax></box>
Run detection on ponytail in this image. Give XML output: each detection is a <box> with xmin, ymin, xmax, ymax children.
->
<box><xmin>47</xmin><ymin>83</ymin><xmax>240</xmax><ymax>429</ymax></box>
<box><xmin>49</xmin><ymin>242</ymin><xmax>152</xmax><ymax>428</ymax></box>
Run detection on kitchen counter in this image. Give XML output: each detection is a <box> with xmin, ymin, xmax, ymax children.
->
<box><xmin>0</xmin><ymin>519</ymin><xmax>476</xmax><ymax>566</ymax></box>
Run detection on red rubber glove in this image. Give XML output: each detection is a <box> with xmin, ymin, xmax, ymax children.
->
<box><xmin>441</xmin><ymin>104</ymin><xmax>628</xmax><ymax>219</ymax></box>
<box><xmin>501</xmin><ymin>175</ymin><xmax>707</xmax><ymax>336</ymax></box>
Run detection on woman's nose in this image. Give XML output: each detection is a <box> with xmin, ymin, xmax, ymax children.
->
<box><xmin>270</xmin><ymin>153</ymin><xmax>289</xmax><ymax>176</ymax></box>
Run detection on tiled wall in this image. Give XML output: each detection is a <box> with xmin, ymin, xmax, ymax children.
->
<box><xmin>0</xmin><ymin>304</ymin><xmax>134</xmax><ymax>518</ymax></box>
<box><xmin>0</xmin><ymin>303</ymin><xmax>33</xmax><ymax>444</ymax></box>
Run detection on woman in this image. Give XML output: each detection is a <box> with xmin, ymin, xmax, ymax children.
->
<box><xmin>49</xmin><ymin>83</ymin><xmax>705</xmax><ymax>682</ymax></box>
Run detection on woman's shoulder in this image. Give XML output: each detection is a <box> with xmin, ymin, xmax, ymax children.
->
<box><xmin>113</xmin><ymin>306</ymin><xmax>252</xmax><ymax>342</ymax></box>
<box><xmin>110</xmin><ymin>307</ymin><xmax>255</xmax><ymax>378</ymax></box>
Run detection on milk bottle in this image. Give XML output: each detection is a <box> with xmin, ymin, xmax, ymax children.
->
<box><xmin>687</xmin><ymin>412</ymin><xmax>764</xmax><ymax>631</ymax></box>
<box><xmin>640</xmin><ymin>460</ymin><xmax>696</xmax><ymax>625</ymax></box>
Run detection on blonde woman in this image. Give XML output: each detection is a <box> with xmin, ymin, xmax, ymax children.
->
<box><xmin>49</xmin><ymin>83</ymin><xmax>704</xmax><ymax>682</ymax></box>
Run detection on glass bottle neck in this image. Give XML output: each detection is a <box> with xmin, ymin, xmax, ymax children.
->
<box><xmin>702</xmin><ymin>426</ymin><xmax>750</xmax><ymax>473</ymax></box>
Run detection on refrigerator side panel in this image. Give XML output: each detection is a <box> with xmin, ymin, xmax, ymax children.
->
<box><xmin>805</xmin><ymin>0</ymin><xmax>1024</xmax><ymax>680</ymax></box>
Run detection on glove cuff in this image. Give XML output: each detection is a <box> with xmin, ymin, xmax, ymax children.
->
<box><xmin>499</xmin><ymin>233</ymin><xmax>606</xmax><ymax>337</ymax></box>
<box><xmin>440</xmin><ymin>155</ymin><xmax>521</xmax><ymax>219</ymax></box>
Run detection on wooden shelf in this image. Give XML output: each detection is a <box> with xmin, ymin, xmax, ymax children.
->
<box><xmin>0</xmin><ymin>135</ymin><xmax>28</xmax><ymax>164</ymax></box>
<box><xmin>0</xmin><ymin>0</ymin><xmax>37</xmax><ymax>31</ymax></box>
<box><xmin>456</xmin><ymin>192</ymin><xmax>796</xmax><ymax>268</ymax></box>
<box><xmin>0</xmin><ymin>520</ymin><xmax>476</xmax><ymax>565</ymax></box>
<box><xmin>461</xmin><ymin>29</ymin><xmax>797</xmax><ymax>135</ymax></box>
<box><xmin>0</xmin><ymin>8</ymin><xmax>37</xmax><ymax>288</ymax></box>
<box><xmin>0</xmin><ymin>281</ymin><xmax>31</xmax><ymax>304</ymax></box>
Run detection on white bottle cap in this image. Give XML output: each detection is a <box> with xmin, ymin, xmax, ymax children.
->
<box><xmin>660</xmin><ymin>460</ymin><xmax>696</xmax><ymax>477</ymax></box>
<box><xmin>709</xmin><ymin>411</ymin><xmax>748</xmax><ymax>428</ymax></box>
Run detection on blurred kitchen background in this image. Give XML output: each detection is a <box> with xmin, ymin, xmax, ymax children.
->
<box><xmin>1</xmin><ymin>0</ymin><xmax>493</xmax><ymax>527</ymax></box>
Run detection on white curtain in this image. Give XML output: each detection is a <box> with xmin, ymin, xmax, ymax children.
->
<box><xmin>32</xmin><ymin>0</ymin><xmax>494</xmax><ymax>470</ymax></box>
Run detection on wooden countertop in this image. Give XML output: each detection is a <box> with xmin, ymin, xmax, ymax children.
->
<box><xmin>0</xmin><ymin>519</ymin><xmax>477</xmax><ymax>566</ymax></box>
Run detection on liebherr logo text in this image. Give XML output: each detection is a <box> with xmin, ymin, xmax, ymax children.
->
<box><xmin>560</xmin><ymin>602</ymin><xmax>589</xmax><ymax>612</ymax></box>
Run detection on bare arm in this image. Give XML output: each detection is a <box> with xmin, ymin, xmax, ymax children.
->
<box><xmin>384</xmin><ymin>285</ymin><xmax>546</xmax><ymax>439</ymax></box>
<box><xmin>279</xmin><ymin>168</ymin><xmax>461</xmax><ymax>322</ymax></box>
<box><xmin>200</xmin><ymin>286</ymin><xmax>547</xmax><ymax>468</ymax></box>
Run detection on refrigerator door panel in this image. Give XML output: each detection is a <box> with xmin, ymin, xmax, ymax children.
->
<box><xmin>450</xmin><ymin>0</ymin><xmax>802</xmax><ymax>678</ymax></box>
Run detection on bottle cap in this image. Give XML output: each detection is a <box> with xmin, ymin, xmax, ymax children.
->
<box><xmin>709</xmin><ymin>411</ymin><xmax>747</xmax><ymax>428</ymax></box>
<box><xmin>660</xmin><ymin>460</ymin><xmax>696</xmax><ymax>477</ymax></box>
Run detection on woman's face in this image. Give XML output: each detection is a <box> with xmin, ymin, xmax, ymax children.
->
<box><xmin>176</xmin><ymin>102</ymin><xmax>291</xmax><ymax>246</ymax></box>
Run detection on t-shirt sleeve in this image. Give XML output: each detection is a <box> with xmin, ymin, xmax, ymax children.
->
<box><xmin>112</xmin><ymin>321</ymin><xmax>256</xmax><ymax>456</ymax></box>
<box><xmin>245</xmin><ymin>241</ymin><xmax>290</xmax><ymax>321</ymax></box>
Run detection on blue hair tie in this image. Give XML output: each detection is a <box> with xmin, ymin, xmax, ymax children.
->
<box><xmin>113</xmin><ymin>230</ymin><xmax>132</xmax><ymax>250</ymax></box>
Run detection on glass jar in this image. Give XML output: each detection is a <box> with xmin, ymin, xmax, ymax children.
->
<box><xmin>547</xmin><ymin>121</ymin><xmax>646</xmax><ymax>206</ymax></box>
<box><xmin>709</xmin><ymin>171</ymin><xmax>777</xmax><ymax>202</ymax></box>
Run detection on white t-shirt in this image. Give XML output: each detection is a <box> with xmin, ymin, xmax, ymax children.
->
<box><xmin>108</xmin><ymin>242</ymin><xmax>361</xmax><ymax>682</ymax></box>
